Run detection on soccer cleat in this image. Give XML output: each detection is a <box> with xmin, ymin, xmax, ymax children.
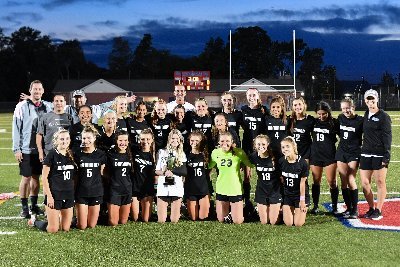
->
<box><xmin>347</xmin><ymin>210</ymin><xmax>359</xmax><ymax>219</ymax></box>
<box><xmin>363</xmin><ymin>207</ymin><xmax>375</xmax><ymax>219</ymax></box>
<box><xmin>30</xmin><ymin>205</ymin><xmax>44</xmax><ymax>216</ymax></box>
<box><xmin>331</xmin><ymin>206</ymin><xmax>339</xmax><ymax>216</ymax></box>
<box><xmin>371</xmin><ymin>209</ymin><xmax>383</xmax><ymax>221</ymax></box>
<box><xmin>310</xmin><ymin>206</ymin><xmax>320</xmax><ymax>215</ymax></box>
<box><xmin>223</xmin><ymin>213</ymin><xmax>233</xmax><ymax>224</ymax></box>
<box><xmin>27</xmin><ymin>214</ymin><xmax>36</xmax><ymax>227</ymax></box>
<box><xmin>20</xmin><ymin>209</ymin><xmax>31</xmax><ymax>219</ymax></box>
<box><xmin>341</xmin><ymin>209</ymin><xmax>351</xmax><ymax>218</ymax></box>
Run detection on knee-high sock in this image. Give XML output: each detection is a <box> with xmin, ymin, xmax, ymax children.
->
<box><xmin>342</xmin><ymin>188</ymin><xmax>351</xmax><ymax>211</ymax></box>
<box><xmin>330</xmin><ymin>187</ymin><xmax>339</xmax><ymax>210</ymax></box>
<box><xmin>350</xmin><ymin>189</ymin><xmax>359</xmax><ymax>212</ymax></box>
<box><xmin>243</xmin><ymin>182</ymin><xmax>251</xmax><ymax>202</ymax></box>
<box><xmin>312</xmin><ymin>184</ymin><xmax>320</xmax><ymax>207</ymax></box>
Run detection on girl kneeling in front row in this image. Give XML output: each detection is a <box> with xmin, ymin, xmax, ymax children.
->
<box><xmin>280</xmin><ymin>136</ymin><xmax>310</xmax><ymax>227</ymax></box>
<box><xmin>155</xmin><ymin>129</ymin><xmax>187</xmax><ymax>223</ymax></box>
<box><xmin>209</xmin><ymin>132</ymin><xmax>253</xmax><ymax>224</ymax></box>
<box><xmin>28</xmin><ymin>129</ymin><xmax>76</xmax><ymax>233</ymax></box>
<box><xmin>105</xmin><ymin>131</ymin><xmax>133</xmax><ymax>226</ymax></box>
<box><xmin>249</xmin><ymin>135</ymin><xmax>282</xmax><ymax>225</ymax></box>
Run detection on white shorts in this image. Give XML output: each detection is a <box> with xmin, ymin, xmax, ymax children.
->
<box><xmin>156</xmin><ymin>175</ymin><xmax>184</xmax><ymax>197</ymax></box>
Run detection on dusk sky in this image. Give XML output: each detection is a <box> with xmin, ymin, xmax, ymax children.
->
<box><xmin>1</xmin><ymin>0</ymin><xmax>400</xmax><ymax>83</ymax></box>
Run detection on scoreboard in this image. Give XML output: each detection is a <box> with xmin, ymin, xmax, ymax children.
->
<box><xmin>174</xmin><ymin>71</ymin><xmax>210</xmax><ymax>90</ymax></box>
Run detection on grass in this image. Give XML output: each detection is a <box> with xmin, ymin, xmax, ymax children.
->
<box><xmin>0</xmin><ymin>111</ymin><xmax>400</xmax><ymax>266</ymax></box>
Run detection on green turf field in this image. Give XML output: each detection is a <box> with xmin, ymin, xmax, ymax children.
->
<box><xmin>0</xmin><ymin>111</ymin><xmax>400</xmax><ymax>266</ymax></box>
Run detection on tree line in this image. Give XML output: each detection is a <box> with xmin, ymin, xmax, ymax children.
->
<box><xmin>4</xmin><ymin>25</ymin><xmax>393</xmax><ymax>102</ymax></box>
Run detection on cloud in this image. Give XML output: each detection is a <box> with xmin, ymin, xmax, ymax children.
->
<box><xmin>93</xmin><ymin>20</ymin><xmax>119</xmax><ymax>27</ymax></box>
<box><xmin>2</xmin><ymin>12</ymin><xmax>43</xmax><ymax>26</ymax></box>
<box><xmin>41</xmin><ymin>0</ymin><xmax>127</xmax><ymax>10</ymax></box>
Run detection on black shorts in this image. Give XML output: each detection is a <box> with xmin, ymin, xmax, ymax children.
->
<box><xmin>108</xmin><ymin>194</ymin><xmax>132</xmax><ymax>206</ymax></box>
<box><xmin>299</xmin><ymin>146</ymin><xmax>311</xmax><ymax>160</ymax></box>
<box><xmin>310</xmin><ymin>159</ymin><xmax>336</xmax><ymax>167</ymax></box>
<box><xmin>283</xmin><ymin>194</ymin><xmax>310</xmax><ymax>208</ymax></box>
<box><xmin>44</xmin><ymin>198</ymin><xmax>75</xmax><ymax>210</ymax></box>
<box><xmin>186</xmin><ymin>195</ymin><xmax>208</xmax><ymax>201</ymax></box>
<box><xmin>75</xmin><ymin>196</ymin><xmax>103</xmax><ymax>206</ymax></box>
<box><xmin>216</xmin><ymin>194</ymin><xmax>243</xmax><ymax>203</ymax></box>
<box><xmin>255</xmin><ymin>193</ymin><xmax>282</xmax><ymax>205</ymax></box>
<box><xmin>19</xmin><ymin>153</ymin><xmax>42</xmax><ymax>177</ymax></box>
<box><xmin>335</xmin><ymin>150</ymin><xmax>360</xmax><ymax>163</ymax></box>
<box><xmin>360</xmin><ymin>156</ymin><xmax>387</xmax><ymax>170</ymax></box>
<box><xmin>132</xmin><ymin>191</ymin><xmax>155</xmax><ymax>199</ymax></box>
<box><xmin>158</xmin><ymin>196</ymin><xmax>181</xmax><ymax>203</ymax></box>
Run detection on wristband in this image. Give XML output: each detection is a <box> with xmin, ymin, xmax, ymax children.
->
<box><xmin>299</xmin><ymin>196</ymin><xmax>305</xmax><ymax>201</ymax></box>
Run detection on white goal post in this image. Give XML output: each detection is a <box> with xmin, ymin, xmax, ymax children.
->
<box><xmin>229</xmin><ymin>30</ymin><xmax>297</xmax><ymax>96</ymax></box>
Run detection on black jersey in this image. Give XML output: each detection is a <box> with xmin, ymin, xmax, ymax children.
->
<box><xmin>132</xmin><ymin>150</ymin><xmax>155</xmax><ymax>195</ymax></box>
<box><xmin>147</xmin><ymin>114</ymin><xmax>172</xmax><ymax>151</ymax></box>
<box><xmin>43</xmin><ymin>149</ymin><xmax>76</xmax><ymax>200</ymax></box>
<box><xmin>265</xmin><ymin>115</ymin><xmax>288</xmax><ymax>158</ymax></box>
<box><xmin>287</xmin><ymin>115</ymin><xmax>315</xmax><ymax>158</ymax></box>
<box><xmin>116</xmin><ymin>118</ymin><xmax>127</xmax><ymax>132</ymax></box>
<box><xmin>106</xmin><ymin>150</ymin><xmax>132</xmax><ymax>196</ymax></box>
<box><xmin>97</xmin><ymin>127</ymin><xmax>115</xmax><ymax>152</ymax></box>
<box><xmin>185</xmin><ymin>152</ymin><xmax>210</xmax><ymax>196</ymax></box>
<box><xmin>279</xmin><ymin>155</ymin><xmax>309</xmax><ymax>197</ymax></box>
<box><xmin>186</xmin><ymin>112</ymin><xmax>214</xmax><ymax>138</ymax></box>
<box><xmin>249</xmin><ymin>153</ymin><xmax>281</xmax><ymax>197</ymax></box>
<box><xmin>337</xmin><ymin>114</ymin><xmax>364</xmax><ymax>154</ymax></box>
<box><xmin>361</xmin><ymin>109</ymin><xmax>392</xmax><ymax>163</ymax></box>
<box><xmin>241</xmin><ymin>105</ymin><xmax>268</xmax><ymax>154</ymax></box>
<box><xmin>74</xmin><ymin>149</ymin><xmax>106</xmax><ymax>198</ymax></box>
<box><xmin>69</xmin><ymin>122</ymin><xmax>100</xmax><ymax>152</ymax></box>
<box><xmin>126</xmin><ymin>117</ymin><xmax>150</xmax><ymax>149</ymax></box>
<box><xmin>311</xmin><ymin>118</ymin><xmax>339</xmax><ymax>162</ymax></box>
<box><xmin>220</xmin><ymin>109</ymin><xmax>243</xmax><ymax>138</ymax></box>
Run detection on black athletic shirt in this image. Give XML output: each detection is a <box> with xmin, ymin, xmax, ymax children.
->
<box><xmin>279</xmin><ymin>155</ymin><xmax>309</xmax><ymax>197</ymax></box>
<box><xmin>69</xmin><ymin>122</ymin><xmax>100</xmax><ymax>153</ymax></box>
<box><xmin>249</xmin><ymin>152</ymin><xmax>281</xmax><ymax>196</ymax></box>
<box><xmin>265</xmin><ymin>115</ymin><xmax>288</xmax><ymax>158</ymax></box>
<box><xmin>241</xmin><ymin>105</ymin><xmax>268</xmax><ymax>154</ymax></box>
<box><xmin>361</xmin><ymin>109</ymin><xmax>392</xmax><ymax>163</ymax></box>
<box><xmin>310</xmin><ymin>118</ymin><xmax>339</xmax><ymax>163</ymax></box>
<box><xmin>147</xmin><ymin>114</ymin><xmax>172</xmax><ymax>152</ymax></box>
<box><xmin>185</xmin><ymin>152</ymin><xmax>210</xmax><ymax>196</ymax></box>
<box><xmin>220</xmin><ymin>109</ymin><xmax>243</xmax><ymax>139</ymax></box>
<box><xmin>74</xmin><ymin>149</ymin><xmax>106</xmax><ymax>198</ymax></box>
<box><xmin>287</xmin><ymin>115</ymin><xmax>315</xmax><ymax>158</ymax></box>
<box><xmin>106</xmin><ymin>149</ymin><xmax>132</xmax><ymax>196</ymax></box>
<box><xmin>43</xmin><ymin>149</ymin><xmax>76</xmax><ymax>200</ymax></box>
<box><xmin>116</xmin><ymin>118</ymin><xmax>127</xmax><ymax>132</ymax></box>
<box><xmin>337</xmin><ymin>114</ymin><xmax>364</xmax><ymax>154</ymax></box>
<box><xmin>126</xmin><ymin>117</ymin><xmax>150</xmax><ymax>150</ymax></box>
<box><xmin>97</xmin><ymin>127</ymin><xmax>115</xmax><ymax>152</ymax></box>
<box><xmin>131</xmin><ymin>150</ymin><xmax>155</xmax><ymax>195</ymax></box>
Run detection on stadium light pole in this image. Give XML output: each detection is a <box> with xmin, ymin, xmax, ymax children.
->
<box><xmin>229</xmin><ymin>30</ymin><xmax>232</xmax><ymax>91</ymax></box>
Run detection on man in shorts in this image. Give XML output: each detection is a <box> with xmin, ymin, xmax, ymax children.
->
<box><xmin>12</xmin><ymin>80</ymin><xmax>52</xmax><ymax>218</ymax></box>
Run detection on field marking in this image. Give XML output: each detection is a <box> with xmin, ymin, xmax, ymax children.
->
<box><xmin>0</xmin><ymin>129</ymin><xmax>6</xmax><ymax>133</ymax></box>
<box><xmin>0</xmin><ymin>216</ymin><xmax>24</xmax><ymax>220</ymax></box>
<box><xmin>0</xmin><ymin>148</ymin><xmax>11</xmax><ymax>150</ymax></box>
<box><xmin>0</xmin><ymin>138</ymin><xmax>11</xmax><ymax>140</ymax></box>
<box><xmin>0</xmin><ymin>163</ymin><xmax>18</xmax><ymax>166</ymax></box>
<box><xmin>0</xmin><ymin>231</ymin><xmax>17</xmax><ymax>235</ymax></box>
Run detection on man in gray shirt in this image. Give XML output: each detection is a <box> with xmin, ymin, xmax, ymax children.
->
<box><xmin>36</xmin><ymin>95</ymin><xmax>73</xmax><ymax>161</ymax></box>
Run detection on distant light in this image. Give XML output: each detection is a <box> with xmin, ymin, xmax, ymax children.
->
<box><xmin>301</xmin><ymin>92</ymin><xmax>305</xmax><ymax>96</ymax></box>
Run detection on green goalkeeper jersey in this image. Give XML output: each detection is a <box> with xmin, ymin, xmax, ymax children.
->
<box><xmin>209</xmin><ymin>147</ymin><xmax>253</xmax><ymax>196</ymax></box>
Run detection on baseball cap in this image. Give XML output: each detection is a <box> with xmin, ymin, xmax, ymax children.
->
<box><xmin>364</xmin><ymin>89</ymin><xmax>378</xmax><ymax>100</ymax></box>
<box><xmin>73</xmin><ymin>90</ymin><xmax>85</xmax><ymax>97</ymax></box>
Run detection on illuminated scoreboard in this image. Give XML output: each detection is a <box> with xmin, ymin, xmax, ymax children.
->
<box><xmin>174</xmin><ymin>71</ymin><xmax>210</xmax><ymax>90</ymax></box>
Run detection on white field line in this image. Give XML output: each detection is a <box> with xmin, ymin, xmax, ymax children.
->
<box><xmin>0</xmin><ymin>163</ymin><xmax>18</xmax><ymax>166</ymax></box>
<box><xmin>0</xmin><ymin>231</ymin><xmax>17</xmax><ymax>235</ymax></box>
<box><xmin>0</xmin><ymin>216</ymin><xmax>24</xmax><ymax>220</ymax></box>
<box><xmin>0</xmin><ymin>138</ymin><xmax>11</xmax><ymax>140</ymax></box>
<box><xmin>0</xmin><ymin>129</ymin><xmax>6</xmax><ymax>133</ymax></box>
<box><xmin>0</xmin><ymin>148</ymin><xmax>11</xmax><ymax>150</ymax></box>
<box><xmin>14</xmin><ymin>204</ymin><xmax>44</xmax><ymax>207</ymax></box>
